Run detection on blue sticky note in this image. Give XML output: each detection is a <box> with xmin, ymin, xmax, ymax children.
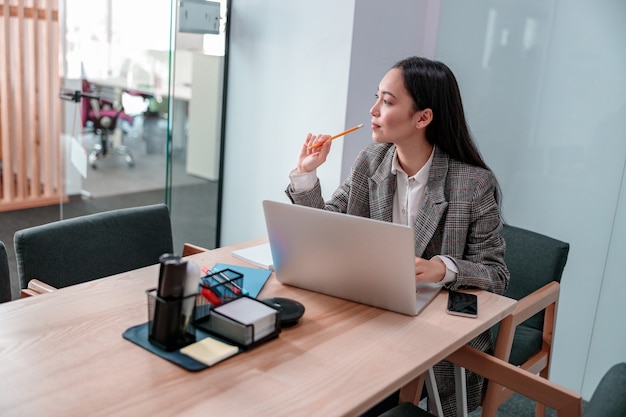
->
<box><xmin>211</xmin><ymin>263</ymin><xmax>272</xmax><ymax>299</ymax></box>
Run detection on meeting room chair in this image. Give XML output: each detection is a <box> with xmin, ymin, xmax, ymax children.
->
<box><xmin>0</xmin><ymin>241</ymin><xmax>11</xmax><ymax>303</ymax></box>
<box><xmin>14</xmin><ymin>203</ymin><xmax>173</xmax><ymax>291</ymax></box>
<box><xmin>380</xmin><ymin>345</ymin><xmax>583</xmax><ymax>417</ymax></box>
<box><xmin>580</xmin><ymin>362</ymin><xmax>626</xmax><ymax>417</ymax></box>
<box><xmin>384</xmin><ymin>358</ymin><xmax>626</xmax><ymax>417</ymax></box>
<box><xmin>479</xmin><ymin>224</ymin><xmax>570</xmax><ymax>417</ymax></box>
<box><xmin>395</xmin><ymin>224</ymin><xmax>569</xmax><ymax>416</ymax></box>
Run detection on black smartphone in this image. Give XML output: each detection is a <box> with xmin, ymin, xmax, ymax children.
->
<box><xmin>447</xmin><ymin>290</ymin><xmax>478</xmax><ymax>318</ymax></box>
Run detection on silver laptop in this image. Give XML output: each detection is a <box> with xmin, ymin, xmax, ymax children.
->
<box><xmin>262</xmin><ymin>200</ymin><xmax>443</xmax><ymax>316</ymax></box>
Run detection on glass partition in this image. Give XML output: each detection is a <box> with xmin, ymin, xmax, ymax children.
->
<box><xmin>167</xmin><ymin>0</ymin><xmax>228</xmax><ymax>252</ymax></box>
<box><xmin>59</xmin><ymin>0</ymin><xmax>228</xmax><ymax>253</ymax></box>
<box><xmin>0</xmin><ymin>0</ymin><xmax>227</xmax><ymax>300</ymax></box>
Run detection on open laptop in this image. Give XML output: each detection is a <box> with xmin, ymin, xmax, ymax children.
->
<box><xmin>262</xmin><ymin>200</ymin><xmax>443</xmax><ymax>316</ymax></box>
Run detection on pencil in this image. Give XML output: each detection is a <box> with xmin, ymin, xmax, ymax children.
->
<box><xmin>307</xmin><ymin>123</ymin><xmax>364</xmax><ymax>150</ymax></box>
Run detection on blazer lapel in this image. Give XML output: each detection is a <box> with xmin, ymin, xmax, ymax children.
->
<box><xmin>369</xmin><ymin>147</ymin><xmax>396</xmax><ymax>222</ymax></box>
<box><xmin>414</xmin><ymin>147</ymin><xmax>449</xmax><ymax>257</ymax></box>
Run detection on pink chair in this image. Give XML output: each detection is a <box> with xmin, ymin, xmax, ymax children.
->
<box><xmin>81</xmin><ymin>79</ymin><xmax>149</xmax><ymax>168</ymax></box>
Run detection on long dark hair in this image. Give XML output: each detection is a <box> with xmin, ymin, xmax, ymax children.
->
<box><xmin>393</xmin><ymin>57</ymin><xmax>487</xmax><ymax>168</ymax></box>
<box><xmin>393</xmin><ymin>56</ymin><xmax>501</xmax><ymax>204</ymax></box>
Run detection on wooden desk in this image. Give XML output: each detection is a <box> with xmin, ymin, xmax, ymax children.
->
<box><xmin>0</xmin><ymin>240</ymin><xmax>516</xmax><ymax>417</ymax></box>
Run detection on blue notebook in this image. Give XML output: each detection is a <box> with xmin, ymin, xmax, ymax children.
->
<box><xmin>211</xmin><ymin>263</ymin><xmax>272</xmax><ymax>298</ymax></box>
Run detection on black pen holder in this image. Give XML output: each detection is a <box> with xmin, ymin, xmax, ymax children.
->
<box><xmin>197</xmin><ymin>268</ymin><xmax>244</xmax><ymax>309</ymax></box>
<box><xmin>146</xmin><ymin>289</ymin><xmax>197</xmax><ymax>351</ymax></box>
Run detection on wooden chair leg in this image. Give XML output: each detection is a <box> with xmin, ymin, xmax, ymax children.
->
<box><xmin>535</xmin><ymin>365</ymin><xmax>550</xmax><ymax>417</ymax></box>
<box><xmin>398</xmin><ymin>369</ymin><xmax>443</xmax><ymax>416</ymax></box>
<box><xmin>480</xmin><ymin>381</ymin><xmax>503</xmax><ymax>417</ymax></box>
<box><xmin>399</xmin><ymin>373</ymin><xmax>425</xmax><ymax>404</ymax></box>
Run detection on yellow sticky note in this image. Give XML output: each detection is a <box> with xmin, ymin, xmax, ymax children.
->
<box><xmin>180</xmin><ymin>337</ymin><xmax>239</xmax><ymax>366</ymax></box>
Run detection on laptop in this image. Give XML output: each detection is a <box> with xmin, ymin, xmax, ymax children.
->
<box><xmin>262</xmin><ymin>200</ymin><xmax>443</xmax><ymax>316</ymax></box>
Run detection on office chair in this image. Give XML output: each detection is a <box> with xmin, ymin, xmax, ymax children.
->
<box><xmin>381</xmin><ymin>346</ymin><xmax>583</xmax><ymax>417</ymax></box>
<box><xmin>14</xmin><ymin>204</ymin><xmax>173</xmax><ymax>290</ymax></box>
<box><xmin>0</xmin><ymin>241</ymin><xmax>11</xmax><ymax>303</ymax></box>
<box><xmin>384</xmin><ymin>358</ymin><xmax>626</xmax><ymax>417</ymax></box>
<box><xmin>395</xmin><ymin>224</ymin><xmax>569</xmax><ymax>417</ymax></box>
<box><xmin>81</xmin><ymin>79</ymin><xmax>149</xmax><ymax>169</ymax></box>
<box><xmin>581</xmin><ymin>362</ymin><xmax>626</xmax><ymax>417</ymax></box>
<box><xmin>479</xmin><ymin>224</ymin><xmax>570</xmax><ymax>417</ymax></box>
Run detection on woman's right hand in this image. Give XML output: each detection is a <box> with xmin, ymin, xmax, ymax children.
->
<box><xmin>296</xmin><ymin>133</ymin><xmax>332</xmax><ymax>174</ymax></box>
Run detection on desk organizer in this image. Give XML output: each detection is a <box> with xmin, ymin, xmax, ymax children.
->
<box><xmin>123</xmin><ymin>322</ymin><xmax>235</xmax><ymax>371</ymax></box>
<box><xmin>194</xmin><ymin>295</ymin><xmax>281</xmax><ymax>348</ymax></box>
<box><xmin>197</xmin><ymin>268</ymin><xmax>245</xmax><ymax>309</ymax></box>
<box><xmin>124</xmin><ymin>267</ymin><xmax>280</xmax><ymax>371</ymax></box>
<box><xmin>194</xmin><ymin>269</ymin><xmax>281</xmax><ymax>348</ymax></box>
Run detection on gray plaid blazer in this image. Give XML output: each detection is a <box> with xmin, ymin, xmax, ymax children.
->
<box><xmin>286</xmin><ymin>143</ymin><xmax>509</xmax><ymax>415</ymax></box>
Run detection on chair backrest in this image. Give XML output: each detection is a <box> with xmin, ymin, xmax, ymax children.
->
<box><xmin>14</xmin><ymin>204</ymin><xmax>173</xmax><ymax>289</ymax></box>
<box><xmin>480</xmin><ymin>224</ymin><xmax>570</xmax><ymax>415</ymax></box>
<box><xmin>0</xmin><ymin>241</ymin><xmax>11</xmax><ymax>303</ymax></box>
<box><xmin>501</xmin><ymin>224</ymin><xmax>570</xmax><ymax>331</ymax></box>
<box><xmin>582</xmin><ymin>362</ymin><xmax>626</xmax><ymax>417</ymax></box>
<box><xmin>81</xmin><ymin>79</ymin><xmax>122</xmax><ymax>131</ymax></box>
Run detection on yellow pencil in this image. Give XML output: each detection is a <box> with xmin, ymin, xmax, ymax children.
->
<box><xmin>307</xmin><ymin>124</ymin><xmax>364</xmax><ymax>150</ymax></box>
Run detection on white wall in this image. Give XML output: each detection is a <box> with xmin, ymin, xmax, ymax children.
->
<box><xmin>340</xmin><ymin>1</ymin><xmax>439</xmax><ymax>178</ymax></box>
<box><xmin>222</xmin><ymin>0</ymin><xmax>432</xmax><ymax>242</ymax></box>
<box><xmin>186</xmin><ymin>54</ymin><xmax>224</xmax><ymax>180</ymax></box>
<box><xmin>221</xmin><ymin>0</ymin><xmax>356</xmax><ymax>245</ymax></box>
<box><xmin>222</xmin><ymin>0</ymin><xmax>626</xmax><ymax>399</ymax></box>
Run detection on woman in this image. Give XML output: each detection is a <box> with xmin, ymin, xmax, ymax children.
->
<box><xmin>285</xmin><ymin>56</ymin><xmax>509</xmax><ymax>415</ymax></box>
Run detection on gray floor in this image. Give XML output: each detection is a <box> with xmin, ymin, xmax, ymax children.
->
<box><xmin>469</xmin><ymin>394</ymin><xmax>561</xmax><ymax>416</ymax></box>
<box><xmin>81</xmin><ymin>116</ymin><xmax>206</xmax><ymax>198</ymax></box>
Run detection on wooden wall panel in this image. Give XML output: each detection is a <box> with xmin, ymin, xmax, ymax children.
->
<box><xmin>0</xmin><ymin>0</ymin><xmax>63</xmax><ymax>212</ymax></box>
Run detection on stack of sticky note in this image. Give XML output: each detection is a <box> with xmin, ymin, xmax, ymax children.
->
<box><xmin>210</xmin><ymin>297</ymin><xmax>279</xmax><ymax>345</ymax></box>
<box><xmin>180</xmin><ymin>337</ymin><xmax>239</xmax><ymax>366</ymax></box>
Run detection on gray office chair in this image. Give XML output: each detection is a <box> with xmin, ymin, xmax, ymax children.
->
<box><xmin>381</xmin><ymin>360</ymin><xmax>626</xmax><ymax>417</ymax></box>
<box><xmin>481</xmin><ymin>224</ymin><xmax>570</xmax><ymax>417</ymax></box>
<box><xmin>14</xmin><ymin>203</ymin><xmax>173</xmax><ymax>290</ymax></box>
<box><xmin>388</xmin><ymin>225</ymin><xmax>570</xmax><ymax>417</ymax></box>
<box><xmin>0</xmin><ymin>241</ymin><xmax>11</xmax><ymax>303</ymax></box>
<box><xmin>582</xmin><ymin>362</ymin><xmax>626</xmax><ymax>417</ymax></box>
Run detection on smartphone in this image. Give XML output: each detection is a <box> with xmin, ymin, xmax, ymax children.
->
<box><xmin>447</xmin><ymin>290</ymin><xmax>478</xmax><ymax>318</ymax></box>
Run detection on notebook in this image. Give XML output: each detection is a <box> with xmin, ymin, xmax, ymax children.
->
<box><xmin>231</xmin><ymin>243</ymin><xmax>274</xmax><ymax>270</ymax></box>
<box><xmin>262</xmin><ymin>200</ymin><xmax>443</xmax><ymax>316</ymax></box>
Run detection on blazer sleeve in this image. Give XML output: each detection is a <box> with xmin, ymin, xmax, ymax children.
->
<box><xmin>285</xmin><ymin>177</ymin><xmax>350</xmax><ymax>213</ymax></box>
<box><xmin>285</xmin><ymin>143</ymin><xmax>393</xmax><ymax>215</ymax></box>
<box><xmin>446</xmin><ymin>170</ymin><xmax>509</xmax><ymax>295</ymax></box>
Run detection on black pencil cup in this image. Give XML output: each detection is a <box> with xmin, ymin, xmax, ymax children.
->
<box><xmin>146</xmin><ymin>289</ymin><xmax>197</xmax><ymax>351</ymax></box>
